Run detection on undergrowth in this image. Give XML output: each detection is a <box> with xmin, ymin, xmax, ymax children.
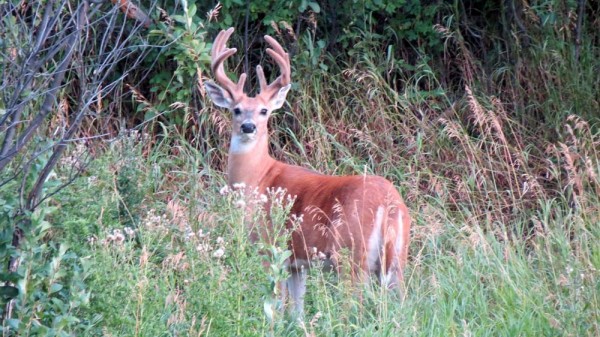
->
<box><xmin>50</xmin><ymin>111</ymin><xmax>599</xmax><ymax>335</ymax></box>
<box><xmin>2</xmin><ymin>1</ymin><xmax>599</xmax><ymax>336</ymax></box>
<box><xmin>47</xmin><ymin>51</ymin><xmax>600</xmax><ymax>334</ymax></box>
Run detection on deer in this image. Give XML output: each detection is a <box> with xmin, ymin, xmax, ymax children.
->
<box><xmin>204</xmin><ymin>27</ymin><xmax>411</xmax><ymax>315</ymax></box>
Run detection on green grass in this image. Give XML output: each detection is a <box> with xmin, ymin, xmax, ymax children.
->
<box><xmin>5</xmin><ymin>11</ymin><xmax>599</xmax><ymax>336</ymax></box>
<box><xmin>49</xmin><ymin>107</ymin><xmax>599</xmax><ymax>336</ymax></box>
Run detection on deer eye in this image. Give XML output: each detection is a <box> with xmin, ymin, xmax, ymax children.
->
<box><xmin>233</xmin><ymin>108</ymin><xmax>242</xmax><ymax>116</ymax></box>
<box><xmin>260</xmin><ymin>108</ymin><xmax>268</xmax><ymax>116</ymax></box>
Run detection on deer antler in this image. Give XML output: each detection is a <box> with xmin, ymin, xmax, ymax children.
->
<box><xmin>211</xmin><ymin>27</ymin><xmax>246</xmax><ymax>99</ymax></box>
<box><xmin>256</xmin><ymin>35</ymin><xmax>291</xmax><ymax>100</ymax></box>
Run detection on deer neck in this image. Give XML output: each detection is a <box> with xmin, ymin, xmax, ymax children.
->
<box><xmin>227</xmin><ymin>133</ymin><xmax>276</xmax><ymax>189</ymax></box>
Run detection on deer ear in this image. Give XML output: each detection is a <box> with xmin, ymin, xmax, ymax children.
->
<box><xmin>268</xmin><ymin>84</ymin><xmax>291</xmax><ymax>110</ymax></box>
<box><xmin>205</xmin><ymin>81</ymin><xmax>233</xmax><ymax>108</ymax></box>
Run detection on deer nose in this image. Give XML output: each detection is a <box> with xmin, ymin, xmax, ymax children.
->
<box><xmin>240</xmin><ymin>122</ymin><xmax>256</xmax><ymax>134</ymax></box>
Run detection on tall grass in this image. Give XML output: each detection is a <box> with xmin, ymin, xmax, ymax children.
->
<box><xmin>38</xmin><ymin>7</ymin><xmax>600</xmax><ymax>336</ymax></box>
<box><xmin>54</xmin><ymin>60</ymin><xmax>599</xmax><ymax>336</ymax></box>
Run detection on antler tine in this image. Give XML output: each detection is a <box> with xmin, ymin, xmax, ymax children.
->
<box><xmin>257</xmin><ymin>35</ymin><xmax>291</xmax><ymax>98</ymax></box>
<box><xmin>211</xmin><ymin>28</ymin><xmax>246</xmax><ymax>97</ymax></box>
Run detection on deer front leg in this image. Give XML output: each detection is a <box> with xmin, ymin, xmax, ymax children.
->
<box><xmin>286</xmin><ymin>266</ymin><xmax>307</xmax><ymax>317</ymax></box>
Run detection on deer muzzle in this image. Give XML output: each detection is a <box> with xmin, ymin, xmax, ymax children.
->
<box><xmin>240</xmin><ymin>122</ymin><xmax>256</xmax><ymax>135</ymax></box>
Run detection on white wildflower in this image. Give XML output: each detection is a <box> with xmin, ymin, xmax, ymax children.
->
<box><xmin>232</xmin><ymin>182</ymin><xmax>246</xmax><ymax>190</ymax></box>
<box><xmin>310</xmin><ymin>247</ymin><xmax>318</xmax><ymax>260</ymax></box>
<box><xmin>114</xmin><ymin>232</ymin><xmax>125</xmax><ymax>244</ymax></box>
<box><xmin>87</xmin><ymin>176</ymin><xmax>98</xmax><ymax>185</ymax></box>
<box><xmin>219</xmin><ymin>185</ymin><xmax>230</xmax><ymax>195</ymax></box>
<box><xmin>197</xmin><ymin>229</ymin><xmax>209</xmax><ymax>238</ymax></box>
<box><xmin>234</xmin><ymin>199</ymin><xmax>246</xmax><ymax>209</ymax></box>
<box><xmin>212</xmin><ymin>248</ymin><xmax>225</xmax><ymax>259</ymax></box>
<box><xmin>286</xmin><ymin>194</ymin><xmax>297</xmax><ymax>204</ymax></box>
<box><xmin>318</xmin><ymin>251</ymin><xmax>327</xmax><ymax>260</ymax></box>
<box><xmin>291</xmin><ymin>213</ymin><xmax>304</xmax><ymax>224</ymax></box>
<box><xmin>124</xmin><ymin>227</ymin><xmax>135</xmax><ymax>237</ymax></box>
<box><xmin>196</xmin><ymin>243</ymin><xmax>211</xmax><ymax>253</ymax></box>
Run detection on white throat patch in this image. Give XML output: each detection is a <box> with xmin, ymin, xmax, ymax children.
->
<box><xmin>230</xmin><ymin>134</ymin><xmax>258</xmax><ymax>154</ymax></box>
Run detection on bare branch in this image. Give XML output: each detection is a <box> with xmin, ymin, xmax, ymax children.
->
<box><xmin>0</xmin><ymin>0</ymin><xmax>67</xmax><ymax>144</ymax></box>
<box><xmin>26</xmin><ymin>2</ymin><xmax>152</xmax><ymax>208</ymax></box>
<box><xmin>26</xmin><ymin>3</ymin><xmax>89</xmax><ymax>208</ymax></box>
<box><xmin>0</xmin><ymin>0</ymin><xmax>79</xmax><ymax>166</ymax></box>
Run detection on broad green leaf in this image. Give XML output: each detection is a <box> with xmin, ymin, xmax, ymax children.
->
<box><xmin>49</xmin><ymin>283</ymin><xmax>63</xmax><ymax>294</ymax></box>
<box><xmin>0</xmin><ymin>285</ymin><xmax>19</xmax><ymax>300</ymax></box>
<box><xmin>308</xmin><ymin>2</ymin><xmax>320</xmax><ymax>13</ymax></box>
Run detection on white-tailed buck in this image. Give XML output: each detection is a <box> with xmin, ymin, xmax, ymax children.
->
<box><xmin>205</xmin><ymin>28</ymin><xmax>410</xmax><ymax>314</ymax></box>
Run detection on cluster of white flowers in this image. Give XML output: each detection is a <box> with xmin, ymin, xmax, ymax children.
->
<box><xmin>219</xmin><ymin>183</ymin><xmax>270</xmax><ymax>209</ymax></box>
<box><xmin>113</xmin><ymin>129</ymin><xmax>150</xmax><ymax>151</ymax></box>
<box><xmin>86</xmin><ymin>236</ymin><xmax>97</xmax><ymax>245</ymax></box>
<box><xmin>130</xmin><ymin>129</ymin><xmax>150</xmax><ymax>143</ymax></box>
<box><xmin>232</xmin><ymin>183</ymin><xmax>246</xmax><ymax>190</ymax></box>
<box><xmin>89</xmin><ymin>227</ymin><xmax>136</xmax><ymax>247</ymax></box>
<box><xmin>196</xmin><ymin>243</ymin><xmax>211</xmax><ymax>253</ymax></box>
<box><xmin>110</xmin><ymin>129</ymin><xmax>151</xmax><ymax>171</ymax></box>
<box><xmin>142</xmin><ymin>208</ymin><xmax>169</xmax><ymax>234</ymax></box>
<box><xmin>183</xmin><ymin>226</ymin><xmax>196</xmax><ymax>241</ymax></box>
<box><xmin>290</xmin><ymin>213</ymin><xmax>304</xmax><ymax>224</ymax></box>
<box><xmin>309</xmin><ymin>246</ymin><xmax>328</xmax><ymax>261</ymax></box>
<box><xmin>234</xmin><ymin>199</ymin><xmax>246</xmax><ymax>209</ymax></box>
<box><xmin>124</xmin><ymin>226</ymin><xmax>135</xmax><ymax>237</ymax></box>
<box><xmin>194</xmin><ymin>228</ymin><xmax>227</xmax><ymax>259</ymax></box>
<box><xmin>212</xmin><ymin>247</ymin><xmax>225</xmax><ymax>259</ymax></box>
<box><xmin>265</xmin><ymin>186</ymin><xmax>296</xmax><ymax>208</ymax></box>
<box><xmin>212</xmin><ymin>235</ymin><xmax>227</xmax><ymax>259</ymax></box>
<box><xmin>219</xmin><ymin>185</ymin><xmax>230</xmax><ymax>195</ymax></box>
<box><xmin>59</xmin><ymin>142</ymin><xmax>88</xmax><ymax>171</ymax></box>
<box><xmin>87</xmin><ymin>175</ymin><xmax>98</xmax><ymax>186</ymax></box>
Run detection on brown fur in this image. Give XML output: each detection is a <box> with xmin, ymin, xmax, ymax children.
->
<box><xmin>228</xmin><ymin>138</ymin><xmax>410</xmax><ymax>280</ymax></box>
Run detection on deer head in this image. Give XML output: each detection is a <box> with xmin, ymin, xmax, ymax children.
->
<box><xmin>205</xmin><ymin>28</ymin><xmax>291</xmax><ymax>152</ymax></box>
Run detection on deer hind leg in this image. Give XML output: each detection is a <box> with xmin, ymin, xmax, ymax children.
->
<box><xmin>366</xmin><ymin>206</ymin><xmax>385</xmax><ymax>274</ymax></box>
<box><xmin>286</xmin><ymin>266</ymin><xmax>307</xmax><ymax>317</ymax></box>
<box><xmin>381</xmin><ymin>209</ymin><xmax>406</xmax><ymax>291</ymax></box>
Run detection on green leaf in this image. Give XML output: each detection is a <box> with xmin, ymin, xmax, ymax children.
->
<box><xmin>298</xmin><ymin>0</ymin><xmax>307</xmax><ymax>12</ymax></box>
<box><xmin>224</xmin><ymin>14</ymin><xmax>233</xmax><ymax>26</ymax></box>
<box><xmin>171</xmin><ymin>15</ymin><xmax>187</xmax><ymax>25</ymax></box>
<box><xmin>0</xmin><ymin>285</ymin><xmax>19</xmax><ymax>300</ymax></box>
<box><xmin>49</xmin><ymin>283</ymin><xmax>63</xmax><ymax>294</ymax></box>
<box><xmin>307</xmin><ymin>2</ymin><xmax>320</xmax><ymax>13</ymax></box>
<box><xmin>188</xmin><ymin>3</ymin><xmax>197</xmax><ymax>18</ymax></box>
<box><xmin>0</xmin><ymin>272</ymin><xmax>21</xmax><ymax>283</ymax></box>
<box><xmin>144</xmin><ymin>110</ymin><xmax>156</xmax><ymax>121</ymax></box>
<box><xmin>6</xmin><ymin>319</ymin><xmax>20</xmax><ymax>330</ymax></box>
